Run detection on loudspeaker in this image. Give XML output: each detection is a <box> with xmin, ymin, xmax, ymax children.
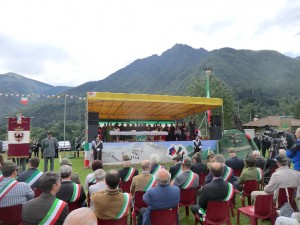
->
<box><xmin>88</xmin><ymin>112</ymin><xmax>99</xmax><ymax>125</ymax></box>
<box><xmin>88</xmin><ymin>125</ymin><xmax>99</xmax><ymax>142</ymax></box>
<box><xmin>210</xmin><ymin>115</ymin><xmax>221</xmax><ymax>127</ymax></box>
<box><xmin>209</xmin><ymin>126</ymin><xmax>222</xmax><ymax>140</ymax></box>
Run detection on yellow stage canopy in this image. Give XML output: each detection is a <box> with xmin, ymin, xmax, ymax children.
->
<box><xmin>87</xmin><ymin>92</ymin><xmax>223</xmax><ymax>121</ymax></box>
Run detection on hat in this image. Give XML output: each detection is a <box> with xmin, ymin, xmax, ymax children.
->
<box><xmin>172</xmin><ymin>154</ymin><xmax>182</xmax><ymax>161</ymax></box>
<box><xmin>182</xmin><ymin>157</ymin><xmax>192</xmax><ymax>167</ymax></box>
<box><xmin>1</xmin><ymin>160</ymin><xmax>20</xmax><ymax>173</ymax></box>
<box><xmin>228</xmin><ymin>148</ymin><xmax>236</xmax><ymax>154</ymax></box>
<box><xmin>60</xmin><ymin>158</ymin><xmax>72</xmax><ymax>166</ymax></box>
<box><xmin>122</xmin><ymin>155</ymin><xmax>131</xmax><ymax>161</ymax></box>
<box><xmin>275</xmin><ymin>154</ymin><xmax>288</xmax><ymax>164</ymax></box>
<box><xmin>207</xmin><ymin>150</ymin><xmax>215</xmax><ymax>159</ymax></box>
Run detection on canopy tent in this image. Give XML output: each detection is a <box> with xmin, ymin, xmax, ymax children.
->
<box><xmin>86</xmin><ymin>92</ymin><xmax>223</xmax><ymax>121</ymax></box>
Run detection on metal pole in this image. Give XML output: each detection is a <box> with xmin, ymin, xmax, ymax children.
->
<box><xmin>63</xmin><ymin>94</ymin><xmax>66</xmax><ymax>158</ymax></box>
<box><xmin>203</xmin><ymin>67</ymin><xmax>212</xmax><ymax>126</ymax></box>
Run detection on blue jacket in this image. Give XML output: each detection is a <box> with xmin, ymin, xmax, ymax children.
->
<box><xmin>142</xmin><ymin>184</ymin><xmax>180</xmax><ymax>225</ymax></box>
<box><xmin>286</xmin><ymin>140</ymin><xmax>300</xmax><ymax>171</ymax></box>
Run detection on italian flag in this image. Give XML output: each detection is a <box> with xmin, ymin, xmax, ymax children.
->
<box><xmin>20</xmin><ymin>96</ymin><xmax>29</xmax><ymax>105</ymax></box>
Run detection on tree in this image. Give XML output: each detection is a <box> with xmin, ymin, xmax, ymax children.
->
<box><xmin>186</xmin><ymin>75</ymin><xmax>234</xmax><ymax>129</ymax></box>
<box><xmin>292</xmin><ymin>99</ymin><xmax>300</xmax><ymax>119</ymax></box>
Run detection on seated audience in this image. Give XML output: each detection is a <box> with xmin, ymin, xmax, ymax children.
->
<box><xmin>149</xmin><ymin>154</ymin><xmax>162</xmax><ymax>176</ymax></box>
<box><xmin>172</xmin><ymin>156</ymin><xmax>199</xmax><ymax>189</ymax></box>
<box><xmin>191</xmin><ymin>152</ymin><xmax>208</xmax><ymax>174</ymax></box>
<box><xmin>137</xmin><ymin>168</ymin><xmax>180</xmax><ymax>225</ymax></box>
<box><xmin>252</xmin><ymin>150</ymin><xmax>266</xmax><ymax>170</ymax></box>
<box><xmin>17</xmin><ymin>157</ymin><xmax>43</xmax><ymax>188</ymax></box>
<box><xmin>56</xmin><ymin>165</ymin><xmax>86</xmax><ymax>206</ymax></box>
<box><xmin>91</xmin><ymin>170</ymin><xmax>132</xmax><ymax>220</ymax></box>
<box><xmin>89</xmin><ymin>169</ymin><xmax>106</xmax><ymax>208</ymax></box>
<box><xmin>22</xmin><ymin>172</ymin><xmax>69</xmax><ymax>225</ymax></box>
<box><xmin>84</xmin><ymin>160</ymin><xmax>103</xmax><ymax>190</ymax></box>
<box><xmin>118</xmin><ymin>154</ymin><xmax>138</xmax><ymax>182</ymax></box>
<box><xmin>60</xmin><ymin>158</ymin><xmax>81</xmax><ymax>184</ymax></box>
<box><xmin>225</xmin><ymin>148</ymin><xmax>244</xmax><ymax>173</ymax></box>
<box><xmin>63</xmin><ymin>207</ymin><xmax>97</xmax><ymax>225</ymax></box>
<box><xmin>0</xmin><ymin>160</ymin><xmax>34</xmax><ymax>207</ymax></box>
<box><xmin>191</xmin><ymin>162</ymin><xmax>234</xmax><ymax>221</ymax></box>
<box><xmin>169</xmin><ymin>154</ymin><xmax>182</xmax><ymax>180</ymax></box>
<box><xmin>206</xmin><ymin>150</ymin><xmax>215</xmax><ymax>163</ymax></box>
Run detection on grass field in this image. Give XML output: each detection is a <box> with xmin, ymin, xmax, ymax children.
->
<box><xmin>1</xmin><ymin>151</ymin><xmax>271</xmax><ymax>225</ymax></box>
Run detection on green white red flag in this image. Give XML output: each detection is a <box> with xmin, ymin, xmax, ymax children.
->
<box><xmin>20</xmin><ymin>96</ymin><xmax>29</xmax><ymax>105</ymax></box>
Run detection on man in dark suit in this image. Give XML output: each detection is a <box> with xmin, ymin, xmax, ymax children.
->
<box><xmin>92</xmin><ymin>136</ymin><xmax>103</xmax><ymax>161</ymax></box>
<box><xmin>137</xmin><ymin>168</ymin><xmax>180</xmax><ymax>225</ymax></box>
<box><xmin>225</xmin><ymin>148</ymin><xmax>244</xmax><ymax>174</ymax></box>
<box><xmin>191</xmin><ymin>162</ymin><xmax>234</xmax><ymax>219</ymax></box>
<box><xmin>118</xmin><ymin>154</ymin><xmax>139</xmax><ymax>182</ymax></box>
<box><xmin>56</xmin><ymin>165</ymin><xmax>86</xmax><ymax>206</ymax></box>
<box><xmin>169</xmin><ymin>154</ymin><xmax>182</xmax><ymax>180</ymax></box>
<box><xmin>191</xmin><ymin>152</ymin><xmax>208</xmax><ymax>175</ymax></box>
<box><xmin>22</xmin><ymin>172</ymin><xmax>69</xmax><ymax>225</ymax></box>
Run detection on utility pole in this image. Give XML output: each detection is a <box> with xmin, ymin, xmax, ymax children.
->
<box><xmin>203</xmin><ymin>67</ymin><xmax>212</xmax><ymax>125</ymax></box>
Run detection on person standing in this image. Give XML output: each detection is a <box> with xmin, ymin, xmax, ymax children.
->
<box><xmin>92</xmin><ymin>136</ymin><xmax>103</xmax><ymax>161</ymax></box>
<box><xmin>41</xmin><ymin>131</ymin><xmax>58</xmax><ymax>172</ymax></box>
<box><xmin>287</xmin><ymin>127</ymin><xmax>300</xmax><ymax>171</ymax></box>
<box><xmin>32</xmin><ymin>139</ymin><xmax>41</xmax><ymax>158</ymax></box>
<box><xmin>189</xmin><ymin>117</ymin><xmax>197</xmax><ymax>140</ymax></box>
<box><xmin>193</xmin><ymin>135</ymin><xmax>202</xmax><ymax>154</ymax></box>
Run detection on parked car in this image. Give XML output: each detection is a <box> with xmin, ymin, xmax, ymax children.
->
<box><xmin>0</xmin><ymin>141</ymin><xmax>8</xmax><ymax>153</ymax></box>
<box><xmin>58</xmin><ymin>141</ymin><xmax>71</xmax><ymax>151</ymax></box>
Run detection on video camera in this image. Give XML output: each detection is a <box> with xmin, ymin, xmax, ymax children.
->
<box><xmin>263</xmin><ymin>126</ymin><xmax>287</xmax><ymax>151</ymax></box>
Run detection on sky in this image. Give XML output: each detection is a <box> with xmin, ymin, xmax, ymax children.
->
<box><xmin>0</xmin><ymin>0</ymin><xmax>299</xmax><ymax>87</ymax></box>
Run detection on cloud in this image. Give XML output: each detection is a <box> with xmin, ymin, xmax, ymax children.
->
<box><xmin>0</xmin><ymin>33</ymin><xmax>69</xmax><ymax>75</ymax></box>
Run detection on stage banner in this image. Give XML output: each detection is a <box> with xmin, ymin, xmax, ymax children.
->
<box><xmin>7</xmin><ymin>117</ymin><xmax>30</xmax><ymax>157</ymax></box>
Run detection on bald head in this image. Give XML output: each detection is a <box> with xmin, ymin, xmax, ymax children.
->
<box><xmin>209</xmin><ymin>162</ymin><xmax>223</xmax><ymax>178</ymax></box>
<box><xmin>63</xmin><ymin>208</ymin><xmax>97</xmax><ymax>225</ymax></box>
<box><xmin>155</xmin><ymin>168</ymin><xmax>171</xmax><ymax>186</ymax></box>
<box><xmin>141</xmin><ymin>160</ymin><xmax>151</xmax><ymax>171</ymax></box>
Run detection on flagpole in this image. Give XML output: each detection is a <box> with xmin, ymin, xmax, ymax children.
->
<box><xmin>63</xmin><ymin>94</ymin><xmax>66</xmax><ymax>158</ymax></box>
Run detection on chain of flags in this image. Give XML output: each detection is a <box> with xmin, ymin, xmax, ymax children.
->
<box><xmin>0</xmin><ymin>92</ymin><xmax>86</xmax><ymax>105</ymax></box>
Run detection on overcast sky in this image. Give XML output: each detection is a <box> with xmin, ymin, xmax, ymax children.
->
<box><xmin>0</xmin><ymin>0</ymin><xmax>299</xmax><ymax>87</ymax></box>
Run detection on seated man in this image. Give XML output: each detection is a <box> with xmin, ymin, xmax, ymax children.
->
<box><xmin>130</xmin><ymin>160</ymin><xmax>156</xmax><ymax>196</ymax></box>
<box><xmin>118</xmin><ymin>154</ymin><xmax>139</xmax><ymax>182</ymax></box>
<box><xmin>275</xmin><ymin>213</ymin><xmax>300</xmax><ymax>225</ymax></box>
<box><xmin>84</xmin><ymin>160</ymin><xmax>103</xmax><ymax>190</ymax></box>
<box><xmin>60</xmin><ymin>158</ymin><xmax>81</xmax><ymax>184</ymax></box>
<box><xmin>206</xmin><ymin>150</ymin><xmax>215</xmax><ymax>163</ymax></box>
<box><xmin>137</xmin><ymin>168</ymin><xmax>180</xmax><ymax>225</ymax></box>
<box><xmin>172</xmin><ymin>156</ymin><xmax>199</xmax><ymax>189</ymax></box>
<box><xmin>89</xmin><ymin>169</ymin><xmax>106</xmax><ymax>208</ymax></box>
<box><xmin>205</xmin><ymin>154</ymin><xmax>236</xmax><ymax>185</ymax></box>
<box><xmin>225</xmin><ymin>148</ymin><xmax>244</xmax><ymax>175</ymax></box>
<box><xmin>251</xmin><ymin>154</ymin><xmax>299</xmax><ymax>201</ymax></box>
<box><xmin>0</xmin><ymin>160</ymin><xmax>34</xmax><ymax>207</ymax></box>
<box><xmin>56</xmin><ymin>165</ymin><xmax>86</xmax><ymax>206</ymax></box>
<box><xmin>149</xmin><ymin>154</ymin><xmax>162</xmax><ymax>176</ymax></box>
<box><xmin>252</xmin><ymin>150</ymin><xmax>266</xmax><ymax>170</ymax></box>
<box><xmin>191</xmin><ymin>152</ymin><xmax>208</xmax><ymax>175</ymax></box>
<box><xmin>91</xmin><ymin>170</ymin><xmax>132</xmax><ymax>220</ymax></box>
<box><xmin>169</xmin><ymin>154</ymin><xmax>182</xmax><ymax>181</ymax></box>
<box><xmin>17</xmin><ymin>157</ymin><xmax>43</xmax><ymax>188</ymax></box>
<box><xmin>22</xmin><ymin>172</ymin><xmax>69</xmax><ymax>225</ymax></box>
<box><xmin>191</xmin><ymin>162</ymin><xmax>234</xmax><ymax>220</ymax></box>
<box><xmin>63</xmin><ymin>207</ymin><xmax>97</xmax><ymax>225</ymax></box>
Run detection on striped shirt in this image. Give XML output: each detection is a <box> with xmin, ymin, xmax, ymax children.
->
<box><xmin>0</xmin><ymin>177</ymin><xmax>34</xmax><ymax>207</ymax></box>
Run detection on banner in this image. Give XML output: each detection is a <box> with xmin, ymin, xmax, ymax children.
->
<box><xmin>7</xmin><ymin>117</ymin><xmax>31</xmax><ymax>157</ymax></box>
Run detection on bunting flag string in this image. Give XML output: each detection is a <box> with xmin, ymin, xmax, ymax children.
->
<box><xmin>0</xmin><ymin>93</ymin><xmax>86</xmax><ymax>101</ymax></box>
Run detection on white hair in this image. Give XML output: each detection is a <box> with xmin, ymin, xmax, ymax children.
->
<box><xmin>150</xmin><ymin>154</ymin><xmax>160</xmax><ymax>164</ymax></box>
<box><xmin>252</xmin><ymin>150</ymin><xmax>261</xmax><ymax>157</ymax></box>
<box><xmin>94</xmin><ymin>169</ymin><xmax>106</xmax><ymax>181</ymax></box>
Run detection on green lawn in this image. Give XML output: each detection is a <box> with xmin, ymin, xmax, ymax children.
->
<box><xmin>1</xmin><ymin>152</ymin><xmax>271</xmax><ymax>225</ymax></box>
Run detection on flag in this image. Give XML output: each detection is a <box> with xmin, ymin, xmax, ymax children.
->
<box><xmin>20</xmin><ymin>96</ymin><xmax>29</xmax><ymax>105</ymax></box>
<box><xmin>8</xmin><ymin>117</ymin><xmax>31</xmax><ymax>157</ymax></box>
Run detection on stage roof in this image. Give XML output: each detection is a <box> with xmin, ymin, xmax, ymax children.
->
<box><xmin>87</xmin><ymin>92</ymin><xmax>223</xmax><ymax>121</ymax></box>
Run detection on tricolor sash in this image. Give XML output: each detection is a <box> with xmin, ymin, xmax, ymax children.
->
<box><xmin>0</xmin><ymin>179</ymin><xmax>18</xmax><ymax>201</ymax></box>
<box><xmin>223</xmin><ymin>166</ymin><xmax>233</xmax><ymax>182</ymax></box>
<box><xmin>256</xmin><ymin>168</ymin><xmax>263</xmax><ymax>181</ymax></box>
<box><xmin>70</xmin><ymin>183</ymin><xmax>81</xmax><ymax>202</ymax></box>
<box><xmin>173</xmin><ymin>167</ymin><xmax>183</xmax><ymax>180</ymax></box>
<box><xmin>223</xmin><ymin>183</ymin><xmax>234</xmax><ymax>201</ymax></box>
<box><xmin>0</xmin><ymin>173</ymin><xmax>3</xmax><ymax>181</ymax></box>
<box><xmin>143</xmin><ymin>175</ymin><xmax>156</xmax><ymax>191</ymax></box>
<box><xmin>181</xmin><ymin>171</ymin><xmax>197</xmax><ymax>189</ymax></box>
<box><xmin>115</xmin><ymin>193</ymin><xmax>131</xmax><ymax>219</ymax></box>
<box><xmin>38</xmin><ymin>198</ymin><xmax>67</xmax><ymax>225</ymax></box>
<box><xmin>26</xmin><ymin>170</ymin><xmax>43</xmax><ymax>187</ymax></box>
<box><xmin>152</xmin><ymin>165</ymin><xmax>162</xmax><ymax>176</ymax></box>
<box><xmin>124</xmin><ymin>168</ymin><xmax>136</xmax><ymax>182</ymax></box>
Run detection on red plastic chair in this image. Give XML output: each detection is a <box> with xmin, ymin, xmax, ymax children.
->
<box><xmin>179</xmin><ymin>188</ymin><xmax>197</xmax><ymax>216</ymax></box>
<box><xmin>119</xmin><ymin>180</ymin><xmax>132</xmax><ymax>193</ymax></box>
<box><xmin>68</xmin><ymin>200</ymin><xmax>81</xmax><ymax>212</ymax></box>
<box><xmin>277</xmin><ymin>187</ymin><xmax>297</xmax><ymax>211</ymax></box>
<box><xmin>233</xmin><ymin>169</ymin><xmax>242</xmax><ymax>177</ymax></box>
<box><xmin>237</xmin><ymin>194</ymin><xmax>273</xmax><ymax>225</ymax></box>
<box><xmin>33</xmin><ymin>187</ymin><xmax>43</xmax><ymax>197</ymax></box>
<box><xmin>194</xmin><ymin>201</ymin><xmax>231</xmax><ymax>225</ymax></box>
<box><xmin>131</xmin><ymin>191</ymin><xmax>147</xmax><ymax>225</ymax></box>
<box><xmin>97</xmin><ymin>215</ymin><xmax>128</xmax><ymax>225</ymax></box>
<box><xmin>150</xmin><ymin>207</ymin><xmax>178</xmax><ymax>225</ymax></box>
<box><xmin>241</xmin><ymin>180</ymin><xmax>259</xmax><ymax>207</ymax></box>
<box><xmin>0</xmin><ymin>204</ymin><xmax>23</xmax><ymax>225</ymax></box>
<box><xmin>198</xmin><ymin>172</ymin><xmax>206</xmax><ymax>187</ymax></box>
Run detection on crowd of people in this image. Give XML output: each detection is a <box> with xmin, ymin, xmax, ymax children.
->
<box><xmin>1</xmin><ymin>127</ymin><xmax>300</xmax><ymax>224</ymax></box>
